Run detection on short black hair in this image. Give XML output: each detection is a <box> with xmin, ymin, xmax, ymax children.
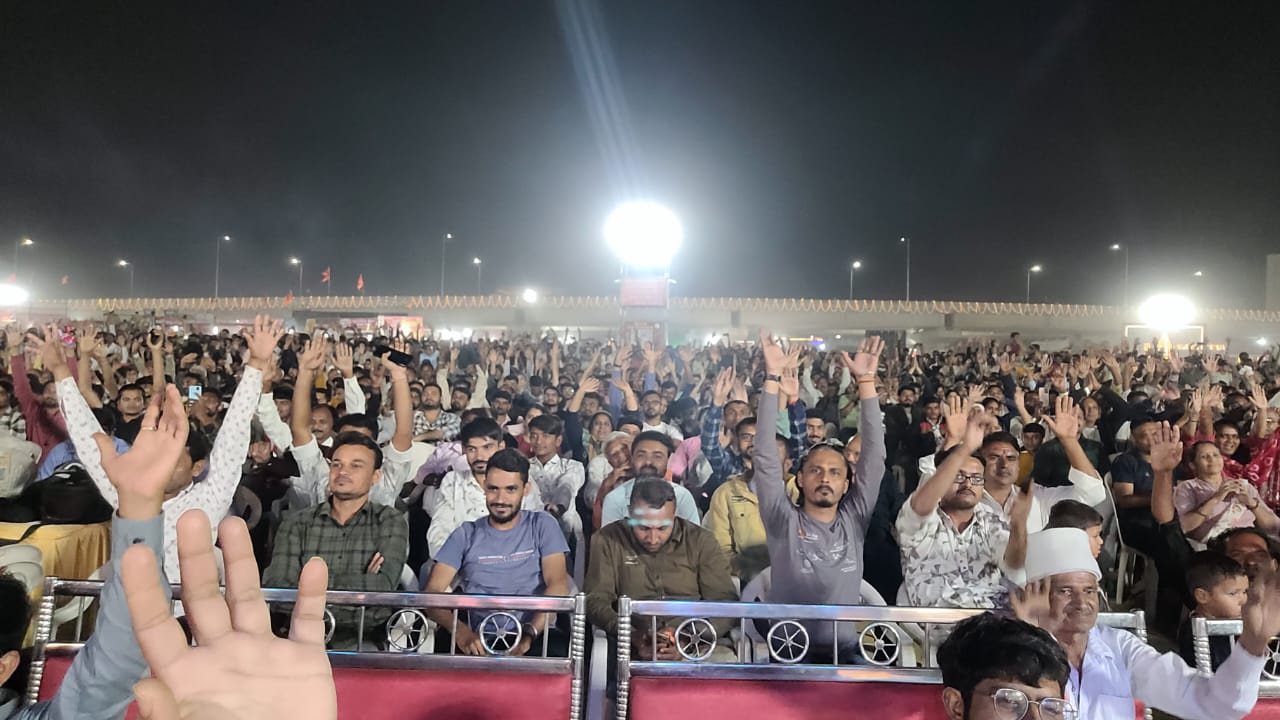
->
<box><xmin>630</xmin><ymin>476</ymin><xmax>676</xmax><ymax>511</ymax></box>
<box><xmin>335</xmin><ymin>412</ymin><xmax>378</xmax><ymax>437</ymax></box>
<box><xmin>631</xmin><ymin>430</ymin><xmax>675</xmax><ymax>455</ymax></box>
<box><xmin>485</xmin><ymin>448</ymin><xmax>530</xmax><ymax>484</ymax></box>
<box><xmin>459</xmin><ymin>407</ymin><xmax>491</xmax><ymax>426</ymax></box>
<box><xmin>734</xmin><ymin>417</ymin><xmax>757</xmax><ymax>436</ymax></box>
<box><xmin>805</xmin><ymin>409</ymin><xmax>826</xmax><ymax>421</ymax></box>
<box><xmin>938</xmin><ymin>612</ymin><xmax>1069</xmax><ymax>711</ymax></box>
<box><xmin>459</xmin><ymin>417</ymin><xmax>504</xmax><ymax>445</ymax></box>
<box><xmin>1186</xmin><ymin>551</ymin><xmax>1247</xmax><ymax>593</ymax></box>
<box><xmin>1209</xmin><ymin>527</ymin><xmax>1278</xmax><ymax>557</ymax></box>
<box><xmin>1021</xmin><ymin>422</ymin><xmax>1045</xmax><ymax>437</ymax></box>
<box><xmin>981</xmin><ymin>431</ymin><xmax>1021</xmax><ymax>453</ymax></box>
<box><xmin>1046</xmin><ymin>499</ymin><xmax>1104</xmax><ymax>532</ymax></box>
<box><xmin>640</xmin><ymin>389</ymin><xmax>661</xmax><ymax>401</ymax></box>
<box><xmin>528</xmin><ymin>413</ymin><xmax>564</xmax><ymax>437</ymax></box>
<box><xmin>333</xmin><ymin>431</ymin><xmax>383</xmax><ymax>469</ymax></box>
<box><xmin>935</xmin><ymin>444</ymin><xmax>986</xmax><ymax>468</ymax></box>
<box><xmin>0</xmin><ymin>572</ymin><xmax>30</xmax><ymax>654</ymax></box>
<box><xmin>1212</xmin><ymin>419</ymin><xmax>1242</xmax><ymax>435</ymax></box>
<box><xmin>117</xmin><ymin>382</ymin><xmax>144</xmax><ymax>400</ymax></box>
<box><xmin>491</xmin><ymin>389</ymin><xmax>513</xmax><ymax>403</ymax></box>
<box><xmin>186</xmin><ymin>426</ymin><xmax>211</xmax><ymax>464</ymax></box>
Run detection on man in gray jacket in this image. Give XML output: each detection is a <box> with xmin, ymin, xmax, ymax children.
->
<box><xmin>755</xmin><ymin>330</ymin><xmax>886</xmax><ymax>662</ymax></box>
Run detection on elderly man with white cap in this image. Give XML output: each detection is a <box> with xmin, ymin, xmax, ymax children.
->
<box><xmin>1015</xmin><ymin>527</ymin><xmax>1277</xmax><ymax>719</ymax></box>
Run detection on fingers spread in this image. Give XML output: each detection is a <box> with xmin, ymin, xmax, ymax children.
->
<box><xmin>217</xmin><ymin>516</ymin><xmax>272</xmax><ymax>635</ymax></box>
<box><xmin>175</xmin><ymin>510</ymin><xmax>233</xmax><ymax>645</ymax></box>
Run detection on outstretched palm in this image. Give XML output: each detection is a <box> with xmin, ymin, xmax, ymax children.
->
<box><xmin>124</xmin><ymin>512</ymin><xmax>335</xmax><ymax>720</ymax></box>
<box><xmin>243</xmin><ymin>315</ymin><xmax>284</xmax><ymax>369</ymax></box>
<box><xmin>841</xmin><ymin>335</ymin><xmax>885</xmax><ymax>377</ymax></box>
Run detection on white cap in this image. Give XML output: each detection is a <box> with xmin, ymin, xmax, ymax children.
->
<box><xmin>1024</xmin><ymin>527</ymin><xmax>1101</xmax><ymax>584</ymax></box>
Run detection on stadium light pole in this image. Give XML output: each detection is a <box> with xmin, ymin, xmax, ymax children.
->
<box><xmin>849</xmin><ymin>260</ymin><xmax>862</xmax><ymax>301</ymax></box>
<box><xmin>440</xmin><ymin>232</ymin><xmax>452</xmax><ymax>296</ymax></box>
<box><xmin>289</xmin><ymin>257</ymin><xmax>303</xmax><ymax>294</ymax></box>
<box><xmin>899</xmin><ymin>237</ymin><xmax>911</xmax><ymax>302</ymax></box>
<box><xmin>215</xmin><ymin>235</ymin><xmax>231</xmax><ymax>298</ymax></box>
<box><xmin>1109</xmin><ymin>243</ymin><xmax>1129</xmax><ymax>309</ymax></box>
<box><xmin>473</xmin><ymin>257</ymin><xmax>482</xmax><ymax>294</ymax></box>
<box><xmin>1026</xmin><ymin>264</ymin><xmax>1042</xmax><ymax>304</ymax></box>
<box><xmin>13</xmin><ymin>237</ymin><xmax>33</xmax><ymax>280</ymax></box>
<box><xmin>117</xmin><ymin>259</ymin><xmax>134</xmax><ymax>297</ymax></box>
<box><xmin>604</xmin><ymin>202</ymin><xmax>683</xmax><ymax>276</ymax></box>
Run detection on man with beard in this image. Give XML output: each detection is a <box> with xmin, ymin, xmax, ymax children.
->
<box><xmin>639</xmin><ymin>390</ymin><xmax>683</xmax><ymax>443</ymax></box>
<box><xmin>1014</xmin><ymin>527</ymin><xmax>1276</xmax><ymax>720</ymax></box>
<box><xmin>755</xmin><ymin>331</ymin><xmax>888</xmax><ymax>660</ymax></box>
<box><xmin>425</xmin><ymin>449</ymin><xmax>570</xmax><ymax>656</ymax></box>
<box><xmin>411</xmin><ymin>383</ymin><xmax>461</xmax><ymax>443</ymax></box>
<box><xmin>896</xmin><ymin>407</ymin><xmax>1030</xmax><ymax>609</ymax></box>
<box><xmin>263</xmin><ymin>431</ymin><xmax>408</xmax><ymax>649</ymax></box>
<box><xmin>599</xmin><ymin>431</ymin><xmax>700</xmax><ymax>526</ymax></box>
<box><xmin>427</xmin><ymin>418</ymin><xmax>543</xmax><ymax>557</ymax></box>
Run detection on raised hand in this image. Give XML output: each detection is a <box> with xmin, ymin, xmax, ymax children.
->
<box><xmin>942</xmin><ymin>395</ymin><xmax>969</xmax><ymax>445</ymax></box>
<box><xmin>123</xmin><ymin>512</ymin><xmax>336</xmax><ymax>720</ymax></box>
<box><xmin>27</xmin><ymin>325</ymin><xmax>70</xmax><ymax>375</ymax></box>
<box><xmin>298</xmin><ymin>336</ymin><xmax>328</xmax><ymax>374</ymax></box>
<box><xmin>711</xmin><ymin>367</ymin><xmax>734</xmax><ymax>407</ymax></box>
<box><xmin>1148</xmin><ymin>421</ymin><xmax>1183</xmax><ymax>474</ymax></box>
<box><xmin>1240</xmin><ymin>563</ymin><xmax>1280</xmax><ymax>658</ymax></box>
<box><xmin>641</xmin><ymin>342</ymin><xmax>660</xmax><ymax>372</ymax></box>
<box><xmin>333</xmin><ymin>341</ymin><xmax>355</xmax><ymax>379</ymax></box>
<box><xmin>840</xmin><ymin>336</ymin><xmax>884</xmax><ymax>377</ymax></box>
<box><xmin>779</xmin><ymin>367</ymin><xmax>801</xmax><ymax>401</ymax></box>
<box><xmin>1010</xmin><ymin>475</ymin><xmax>1035</xmax><ymax>524</ymax></box>
<box><xmin>1010</xmin><ymin>578</ymin><xmax>1053</xmax><ymax>629</ymax></box>
<box><xmin>759</xmin><ymin>329</ymin><xmax>786</xmax><ymax>375</ymax></box>
<box><xmin>614</xmin><ymin>343</ymin><xmax>634</xmax><ymax>369</ymax></box>
<box><xmin>243</xmin><ymin>315</ymin><xmax>285</xmax><ymax>372</ymax></box>
<box><xmin>78</xmin><ymin>324</ymin><xmax>102</xmax><ymax>360</ymax></box>
<box><xmin>93</xmin><ymin>384</ymin><xmax>189</xmax><ymax>519</ymax></box>
<box><xmin>677</xmin><ymin>345</ymin><xmax>695</xmax><ymax>366</ymax></box>
<box><xmin>960</xmin><ymin>406</ymin><xmax>986</xmax><ymax>452</ymax></box>
<box><xmin>1041</xmin><ymin>395</ymin><xmax>1080</xmax><ymax>439</ymax></box>
<box><xmin>147</xmin><ymin>328</ymin><xmax>165</xmax><ymax>352</ymax></box>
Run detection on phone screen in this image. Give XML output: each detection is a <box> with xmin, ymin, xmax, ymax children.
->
<box><xmin>188</xmin><ymin>385</ymin><xmax>203</xmax><ymax>402</ymax></box>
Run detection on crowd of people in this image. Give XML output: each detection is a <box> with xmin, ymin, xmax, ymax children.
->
<box><xmin>2</xmin><ymin>317</ymin><xmax>1280</xmax><ymax>718</ymax></box>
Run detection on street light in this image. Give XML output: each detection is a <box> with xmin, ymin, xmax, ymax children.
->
<box><xmin>440</xmin><ymin>232</ymin><xmax>452</xmax><ymax>296</ymax></box>
<box><xmin>473</xmin><ymin>257</ymin><xmax>482</xmax><ymax>294</ymax></box>
<box><xmin>117</xmin><ymin>259</ymin><xmax>134</xmax><ymax>297</ymax></box>
<box><xmin>215</xmin><ymin>235</ymin><xmax>231</xmax><ymax>298</ymax></box>
<box><xmin>1193</xmin><ymin>270</ymin><xmax>1204</xmax><ymax>277</ymax></box>
<box><xmin>13</xmin><ymin>237</ymin><xmax>33</xmax><ymax>280</ymax></box>
<box><xmin>899</xmin><ymin>237</ymin><xmax>911</xmax><ymax>301</ymax></box>
<box><xmin>604</xmin><ymin>202</ymin><xmax>683</xmax><ymax>270</ymax></box>
<box><xmin>1026</xmin><ymin>264</ymin><xmax>1042</xmax><ymax>304</ymax></box>
<box><xmin>1109</xmin><ymin>243</ymin><xmax>1129</xmax><ymax>309</ymax></box>
<box><xmin>849</xmin><ymin>260</ymin><xmax>863</xmax><ymax>301</ymax></box>
<box><xmin>521</xmin><ymin>288</ymin><xmax>538</xmax><ymax>304</ymax></box>
<box><xmin>289</xmin><ymin>257</ymin><xmax>303</xmax><ymax>294</ymax></box>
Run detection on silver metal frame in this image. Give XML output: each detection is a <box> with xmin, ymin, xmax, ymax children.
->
<box><xmin>1190</xmin><ymin>616</ymin><xmax>1280</xmax><ymax>697</ymax></box>
<box><xmin>615</xmin><ymin>598</ymin><xmax>984</xmax><ymax>720</ymax></box>
<box><xmin>27</xmin><ymin>578</ymin><xmax>589</xmax><ymax>720</ymax></box>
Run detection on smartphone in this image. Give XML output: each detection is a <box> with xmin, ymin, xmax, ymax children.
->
<box><xmin>61</xmin><ymin>326</ymin><xmax>76</xmax><ymax>345</ymax></box>
<box><xmin>187</xmin><ymin>385</ymin><xmax>202</xmax><ymax>402</ymax></box>
<box><xmin>373</xmin><ymin>345</ymin><xmax>413</xmax><ymax>367</ymax></box>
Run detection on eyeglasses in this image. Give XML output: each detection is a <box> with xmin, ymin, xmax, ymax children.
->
<box><xmin>988</xmin><ymin>688</ymin><xmax>1076</xmax><ymax>720</ymax></box>
<box><xmin>954</xmin><ymin>472</ymin><xmax>985</xmax><ymax>486</ymax></box>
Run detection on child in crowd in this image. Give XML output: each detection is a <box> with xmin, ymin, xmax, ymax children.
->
<box><xmin>1177</xmin><ymin>551</ymin><xmax>1249</xmax><ymax>672</ymax></box>
<box><xmin>1045</xmin><ymin>499</ymin><xmax>1104</xmax><ymax>559</ymax></box>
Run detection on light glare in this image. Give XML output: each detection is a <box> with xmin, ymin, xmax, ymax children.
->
<box><xmin>0</xmin><ymin>284</ymin><xmax>29</xmax><ymax>306</ymax></box>
<box><xmin>604</xmin><ymin>202</ymin><xmax>683</xmax><ymax>268</ymax></box>
<box><xmin>522</xmin><ymin>288</ymin><xmax>538</xmax><ymax>304</ymax></box>
<box><xmin>1138</xmin><ymin>293</ymin><xmax>1196</xmax><ymax>330</ymax></box>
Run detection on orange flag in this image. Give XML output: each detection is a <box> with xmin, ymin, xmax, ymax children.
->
<box><xmin>283</xmin><ymin>291</ymin><xmax>294</xmax><ymax>306</ymax></box>
<box><xmin>321</xmin><ymin>267</ymin><xmax>331</xmax><ymax>284</ymax></box>
<box><xmin>356</xmin><ymin>274</ymin><xmax>364</xmax><ymax>291</ymax></box>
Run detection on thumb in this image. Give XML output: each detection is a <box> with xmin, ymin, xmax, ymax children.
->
<box><xmin>134</xmin><ymin>678</ymin><xmax>180</xmax><ymax>720</ymax></box>
<box><xmin>91</xmin><ymin>432</ymin><xmax>117</xmax><ymax>464</ymax></box>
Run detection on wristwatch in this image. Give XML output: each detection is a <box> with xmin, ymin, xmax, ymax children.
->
<box><xmin>765</xmin><ymin>373</ymin><xmax>782</xmax><ymax>382</ymax></box>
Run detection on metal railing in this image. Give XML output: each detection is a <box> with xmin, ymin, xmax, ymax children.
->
<box><xmin>1190</xmin><ymin>616</ymin><xmax>1280</xmax><ymax>697</ymax></box>
<box><xmin>27</xmin><ymin>578</ymin><xmax>588</xmax><ymax>720</ymax></box>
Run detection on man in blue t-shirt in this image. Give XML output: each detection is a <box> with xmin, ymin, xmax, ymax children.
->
<box><xmin>425</xmin><ymin>448</ymin><xmax>571</xmax><ymax>656</ymax></box>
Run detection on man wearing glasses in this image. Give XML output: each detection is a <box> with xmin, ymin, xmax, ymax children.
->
<box><xmin>937</xmin><ymin>612</ymin><xmax>1076</xmax><ymax>720</ymax></box>
<box><xmin>896</xmin><ymin>407</ymin><xmax>1031</xmax><ymax>608</ymax></box>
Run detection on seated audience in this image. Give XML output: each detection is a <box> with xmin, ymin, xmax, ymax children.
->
<box><xmin>585</xmin><ymin>478</ymin><xmax>736</xmax><ymax>661</ymax></box>
<box><xmin>1045</xmin><ymin>499</ymin><xmax>1104</xmax><ymax>559</ymax></box>
<box><xmin>1175</xmin><ymin>441</ymin><xmax>1280</xmax><ymax>545</ymax></box>
<box><xmin>599</xmin><ymin>431</ymin><xmax>700</xmax><ymax>526</ymax></box>
<box><xmin>1177</xmin><ymin>551</ymin><xmax>1249</xmax><ymax>673</ymax></box>
<box><xmin>425</xmin><ymin>449</ymin><xmax>570</xmax><ymax>656</ymax></box>
<box><xmin>526</xmin><ymin>413</ymin><xmax>586</xmax><ymax>541</ymax></box>
<box><xmin>704</xmin><ymin>428</ymin><xmax>798</xmax><ymax>583</ymax></box>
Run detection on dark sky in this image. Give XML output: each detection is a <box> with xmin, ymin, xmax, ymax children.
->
<box><xmin>2</xmin><ymin>1</ymin><xmax>1278</xmax><ymax>307</ymax></box>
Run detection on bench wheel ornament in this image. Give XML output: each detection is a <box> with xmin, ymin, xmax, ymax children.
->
<box><xmin>385</xmin><ymin>609</ymin><xmax>429</xmax><ymax>652</ymax></box>
<box><xmin>767</xmin><ymin>620</ymin><xmax>809</xmax><ymax>664</ymax></box>
<box><xmin>1262</xmin><ymin>637</ymin><xmax>1280</xmax><ymax>680</ymax></box>
<box><xmin>479</xmin><ymin>611</ymin><xmax>524</xmax><ymax>655</ymax></box>
<box><xmin>322</xmin><ymin>608</ymin><xmax>336</xmax><ymax>645</ymax></box>
<box><xmin>858</xmin><ymin>622</ymin><xmax>901</xmax><ymax>666</ymax></box>
<box><xmin>674</xmin><ymin>618</ymin><xmax>718</xmax><ymax>661</ymax></box>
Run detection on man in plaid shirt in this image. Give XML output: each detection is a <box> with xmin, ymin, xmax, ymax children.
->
<box><xmin>263</xmin><ymin>432</ymin><xmax>408</xmax><ymax>649</ymax></box>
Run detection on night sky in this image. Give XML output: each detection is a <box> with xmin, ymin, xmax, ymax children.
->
<box><xmin>2</xmin><ymin>1</ymin><xmax>1278</xmax><ymax>307</ymax></box>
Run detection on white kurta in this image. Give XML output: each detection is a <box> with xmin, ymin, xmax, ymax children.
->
<box><xmin>1068</xmin><ymin>625</ymin><xmax>1263</xmax><ymax>720</ymax></box>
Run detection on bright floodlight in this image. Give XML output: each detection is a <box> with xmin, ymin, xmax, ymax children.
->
<box><xmin>1110</xmin><ymin>243</ymin><xmax>1121</xmax><ymax>251</ymax></box>
<box><xmin>604</xmin><ymin>202</ymin><xmax>683</xmax><ymax>269</ymax></box>
<box><xmin>1138</xmin><ymin>293</ymin><xmax>1196</xmax><ymax>330</ymax></box>
<box><xmin>852</xmin><ymin>260</ymin><xmax>862</xmax><ymax>269</ymax></box>
<box><xmin>473</xmin><ymin>257</ymin><xmax>481</xmax><ymax>265</ymax></box>
<box><xmin>1258</xmin><ymin>338</ymin><xmax>1269</xmax><ymax>347</ymax></box>
<box><xmin>0</xmin><ymin>283</ymin><xmax>28</xmax><ymax>306</ymax></box>
<box><xmin>1029</xmin><ymin>264</ymin><xmax>1042</xmax><ymax>273</ymax></box>
<box><xmin>20</xmin><ymin>237</ymin><xmax>33</xmax><ymax>247</ymax></box>
<box><xmin>289</xmin><ymin>257</ymin><xmax>300</xmax><ymax>265</ymax></box>
<box><xmin>522</xmin><ymin>288</ymin><xmax>538</xmax><ymax>304</ymax></box>
<box><xmin>117</xmin><ymin>259</ymin><xmax>129</xmax><ymax>267</ymax></box>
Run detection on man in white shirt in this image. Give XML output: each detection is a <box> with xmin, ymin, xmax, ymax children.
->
<box><xmin>639</xmin><ymin>390</ymin><xmax>683</xmax><ymax>443</ymax></box>
<box><xmin>600</xmin><ymin>431</ymin><xmax>700</xmax><ymax>526</ymax></box>
<box><xmin>428</xmin><ymin>417</ymin><xmax>542</xmax><ymax>556</ymax></box>
<box><xmin>526</xmin><ymin>413</ymin><xmax>585</xmax><ymax>541</ymax></box>
<box><xmin>1017</xmin><ymin>527</ymin><xmax>1278</xmax><ymax>720</ymax></box>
